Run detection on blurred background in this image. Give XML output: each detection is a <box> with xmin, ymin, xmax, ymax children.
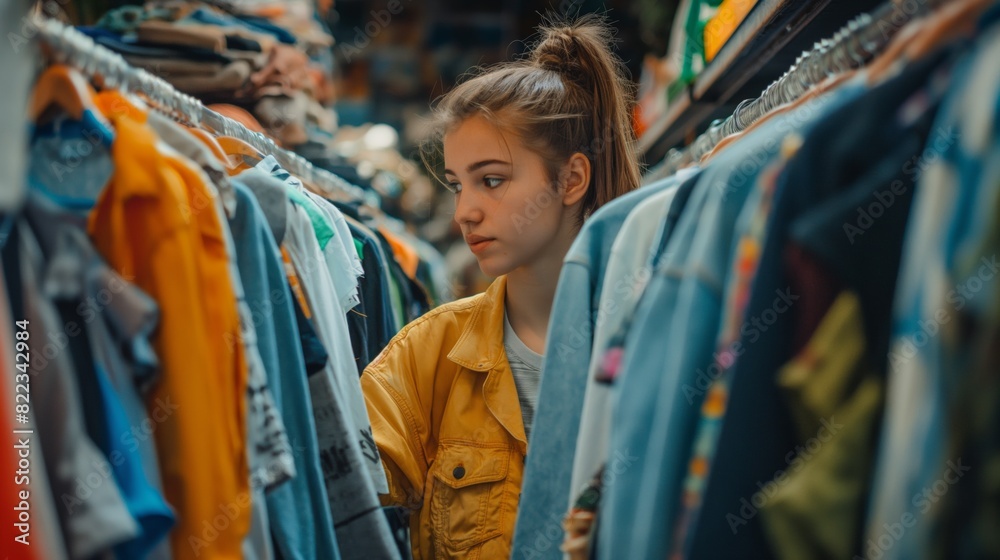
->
<box><xmin>44</xmin><ymin>0</ymin><xmax>873</xmax><ymax>298</ymax></box>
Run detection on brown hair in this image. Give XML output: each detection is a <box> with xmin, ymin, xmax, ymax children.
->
<box><xmin>423</xmin><ymin>14</ymin><xmax>641</xmax><ymax>223</ymax></box>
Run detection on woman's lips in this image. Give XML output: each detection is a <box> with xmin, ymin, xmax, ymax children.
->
<box><xmin>467</xmin><ymin>237</ymin><xmax>495</xmax><ymax>254</ymax></box>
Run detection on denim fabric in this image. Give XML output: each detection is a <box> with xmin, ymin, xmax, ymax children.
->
<box><xmin>511</xmin><ymin>182</ymin><xmax>673</xmax><ymax>559</ymax></box>
<box><xmin>603</xmin><ymin>89</ymin><xmax>857</xmax><ymax>559</ymax></box>
<box><xmin>229</xmin><ymin>182</ymin><xmax>341</xmax><ymax>560</ymax></box>
<box><xmin>868</xmin><ymin>25</ymin><xmax>1000</xmax><ymax>560</ymax></box>
<box><xmin>570</xmin><ymin>170</ymin><xmax>697</xmax><ymax>507</ymax></box>
<box><xmin>598</xmin><ymin>171</ymin><xmax>710</xmax><ymax>559</ymax></box>
<box><xmin>687</xmin><ymin>53</ymin><xmax>950</xmax><ymax>560</ymax></box>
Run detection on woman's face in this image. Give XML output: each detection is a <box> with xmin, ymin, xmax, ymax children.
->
<box><xmin>443</xmin><ymin>114</ymin><xmax>574</xmax><ymax>278</ymax></box>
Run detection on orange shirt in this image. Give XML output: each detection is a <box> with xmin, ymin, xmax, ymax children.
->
<box><xmin>377</xmin><ymin>226</ymin><xmax>420</xmax><ymax>280</ymax></box>
<box><xmin>88</xmin><ymin>91</ymin><xmax>250</xmax><ymax>560</ymax></box>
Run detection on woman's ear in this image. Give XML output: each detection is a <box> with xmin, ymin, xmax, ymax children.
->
<box><xmin>561</xmin><ymin>152</ymin><xmax>591</xmax><ymax>207</ymax></box>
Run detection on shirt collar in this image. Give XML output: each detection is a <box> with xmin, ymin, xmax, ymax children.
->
<box><xmin>447</xmin><ymin>275</ymin><xmax>507</xmax><ymax>372</ymax></box>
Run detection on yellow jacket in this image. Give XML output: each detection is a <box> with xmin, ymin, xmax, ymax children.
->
<box><xmin>362</xmin><ymin>276</ymin><xmax>527</xmax><ymax>559</ymax></box>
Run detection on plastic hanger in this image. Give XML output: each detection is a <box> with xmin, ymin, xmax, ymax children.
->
<box><xmin>30</xmin><ymin>64</ymin><xmax>114</xmax><ymax>146</ymax></box>
<box><xmin>216</xmin><ymin>136</ymin><xmax>265</xmax><ymax>175</ymax></box>
<box><xmin>185</xmin><ymin>126</ymin><xmax>229</xmax><ymax>165</ymax></box>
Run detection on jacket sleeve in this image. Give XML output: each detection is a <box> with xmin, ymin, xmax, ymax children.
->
<box><xmin>361</xmin><ymin>341</ymin><xmax>434</xmax><ymax>510</ymax></box>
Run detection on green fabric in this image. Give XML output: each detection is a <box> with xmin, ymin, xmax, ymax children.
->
<box><xmin>386</xmin><ymin>269</ymin><xmax>405</xmax><ymax>330</ymax></box>
<box><xmin>352</xmin><ymin>237</ymin><xmax>364</xmax><ymax>261</ymax></box>
<box><xmin>286</xmin><ymin>188</ymin><xmax>335</xmax><ymax>251</ymax></box>
<box><xmin>760</xmin><ymin>291</ymin><xmax>883</xmax><ymax>560</ymax></box>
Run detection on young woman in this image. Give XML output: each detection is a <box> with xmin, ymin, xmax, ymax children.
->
<box><xmin>361</xmin><ymin>16</ymin><xmax>641</xmax><ymax>559</ymax></box>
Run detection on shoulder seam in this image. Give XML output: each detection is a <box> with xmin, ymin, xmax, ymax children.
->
<box><xmin>365</xmin><ymin>294</ymin><xmax>482</xmax><ymax>371</ymax></box>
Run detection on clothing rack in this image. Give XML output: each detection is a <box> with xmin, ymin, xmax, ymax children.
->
<box><xmin>33</xmin><ymin>15</ymin><xmax>374</xmax><ymax>204</ymax></box>
<box><xmin>647</xmin><ymin>0</ymin><xmax>941</xmax><ymax>180</ymax></box>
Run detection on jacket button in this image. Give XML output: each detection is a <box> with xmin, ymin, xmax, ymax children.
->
<box><xmin>453</xmin><ymin>466</ymin><xmax>466</xmax><ymax>479</ymax></box>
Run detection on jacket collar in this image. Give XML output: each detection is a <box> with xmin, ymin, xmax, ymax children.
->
<box><xmin>447</xmin><ymin>275</ymin><xmax>507</xmax><ymax>372</ymax></box>
<box><xmin>447</xmin><ymin>275</ymin><xmax>528</xmax><ymax>451</ymax></box>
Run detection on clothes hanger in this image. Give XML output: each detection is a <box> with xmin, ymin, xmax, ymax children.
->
<box><xmin>700</xmin><ymin>22</ymin><xmax>865</xmax><ymax>165</ymax></box>
<box><xmin>30</xmin><ymin>64</ymin><xmax>114</xmax><ymax>146</ymax></box>
<box><xmin>216</xmin><ymin>135</ymin><xmax>265</xmax><ymax>174</ymax></box>
<box><xmin>185</xmin><ymin>126</ymin><xmax>230</xmax><ymax>165</ymax></box>
<box><xmin>700</xmin><ymin>50</ymin><xmax>819</xmax><ymax>164</ymax></box>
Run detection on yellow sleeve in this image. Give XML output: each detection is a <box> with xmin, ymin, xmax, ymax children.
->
<box><xmin>362</xmin><ymin>350</ymin><xmax>433</xmax><ymax>510</ymax></box>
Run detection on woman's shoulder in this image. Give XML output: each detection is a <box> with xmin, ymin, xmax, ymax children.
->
<box><xmin>366</xmin><ymin>290</ymin><xmax>490</xmax><ymax>368</ymax></box>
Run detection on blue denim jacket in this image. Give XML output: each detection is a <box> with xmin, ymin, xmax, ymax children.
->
<box><xmin>600</xmin><ymin>146</ymin><xmax>744</xmax><ymax>560</ymax></box>
<box><xmin>512</xmin><ymin>181</ymin><xmax>674</xmax><ymax>559</ymax></box>
<box><xmin>601</xmin><ymin>89</ymin><xmax>854</xmax><ymax>559</ymax></box>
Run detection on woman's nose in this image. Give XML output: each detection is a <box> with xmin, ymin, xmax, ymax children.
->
<box><xmin>453</xmin><ymin>188</ymin><xmax>485</xmax><ymax>227</ymax></box>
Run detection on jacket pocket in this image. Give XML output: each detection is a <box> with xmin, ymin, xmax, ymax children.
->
<box><xmin>429</xmin><ymin>442</ymin><xmax>510</xmax><ymax>553</ymax></box>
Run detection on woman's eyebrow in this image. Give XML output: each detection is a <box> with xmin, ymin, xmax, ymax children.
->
<box><xmin>444</xmin><ymin>159</ymin><xmax>512</xmax><ymax>176</ymax></box>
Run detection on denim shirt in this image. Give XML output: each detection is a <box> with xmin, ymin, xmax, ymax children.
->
<box><xmin>512</xmin><ymin>182</ymin><xmax>674</xmax><ymax>559</ymax></box>
<box><xmin>229</xmin><ymin>182</ymin><xmax>342</xmax><ymax>560</ymax></box>
<box><xmin>602</xmin><ymin>88</ymin><xmax>854</xmax><ymax>559</ymax></box>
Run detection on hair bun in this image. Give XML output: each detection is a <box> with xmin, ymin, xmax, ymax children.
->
<box><xmin>532</xmin><ymin>27</ymin><xmax>583</xmax><ymax>78</ymax></box>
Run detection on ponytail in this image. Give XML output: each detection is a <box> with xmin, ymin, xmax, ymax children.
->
<box><xmin>426</xmin><ymin>14</ymin><xmax>641</xmax><ymax>223</ymax></box>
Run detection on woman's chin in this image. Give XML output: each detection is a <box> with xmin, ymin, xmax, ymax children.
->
<box><xmin>476</xmin><ymin>256</ymin><xmax>514</xmax><ymax>279</ymax></box>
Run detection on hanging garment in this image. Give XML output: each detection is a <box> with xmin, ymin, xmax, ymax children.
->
<box><xmin>155</xmin><ymin>123</ymin><xmax>298</xmax><ymax>560</ymax></box>
<box><xmin>343</xmin><ymin>215</ymin><xmax>400</xmax><ymax>360</ymax></box>
<box><xmin>867</xmin><ymin>14</ymin><xmax>1000</xmax><ymax>560</ymax></box>
<box><xmin>759</xmin><ymin>290</ymin><xmax>883</xmax><ymax>560</ymax></box>
<box><xmin>305</xmin><ymin>191</ymin><xmax>365</xmax><ymax>309</ymax></box>
<box><xmin>686</xmin><ymin>46</ymin><xmax>956</xmax><ymax>560</ymax></box>
<box><xmin>564</xmin><ymin>169</ymin><xmax>702</xmax><ymax>556</ymax></box>
<box><xmin>23</xmin><ymin>194</ymin><xmax>175</xmax><ymax>559</ymax></box>
<box><xmin>87</xmin><ymin>90</ymin><xmax>251</xmax><ymax>560</ymax></box>
<box><xmin>569</xmin><ymin>169</ymin><xmax>694</xmax><ymax>515</ymax></box>
<box><xmin>228</xmin><ymin>182</ymin><xmax>342</xmax><ymax>560</ymax></box>
<box><xmin>513</xmin><ymin>182</ymin><xmax>678</xmax><ymax>560</ymax></box>
<box><xmin>669</xmin><ymin>149</ymin><xmax>786</xmax><ymax>558</ymax></box>
<box><xmin>601</xmin><ymin>96</ymin><xmax>826</xmax><ymax>558</ymax></box>
<box><xmin>18</xmin><ymin>220</ymin><xmax>139</xmax><ymax>559</ymax></box>
<box><xmin>254</xmin><ymin>157</ymin><xmax>389</xmax><ymax>494</ymax></box>
<box><xmin>0</xmin><ymin>222</ymin><xmax>69</xmax><ymax>560</ymax></box>
<box><xmin>283</xmin><ymin>198</ymin><xmax>400</xmax><ymax>560</ymax></box>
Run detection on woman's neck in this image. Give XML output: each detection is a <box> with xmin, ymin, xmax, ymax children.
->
<box><xmin>504</xmin><ymin>236</ymin><xmax>574</xmax><ymax>355</ymax></box>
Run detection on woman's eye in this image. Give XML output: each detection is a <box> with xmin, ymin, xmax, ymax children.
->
<box><xmin>484</xmin><ymin>177</ymin><xmax>504</xmax><ymax>188</ymax></box>
<box><xmin>446</xmin><ymin>181</ymin><xmax>462</xmax><ymax>193</ymax></box>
